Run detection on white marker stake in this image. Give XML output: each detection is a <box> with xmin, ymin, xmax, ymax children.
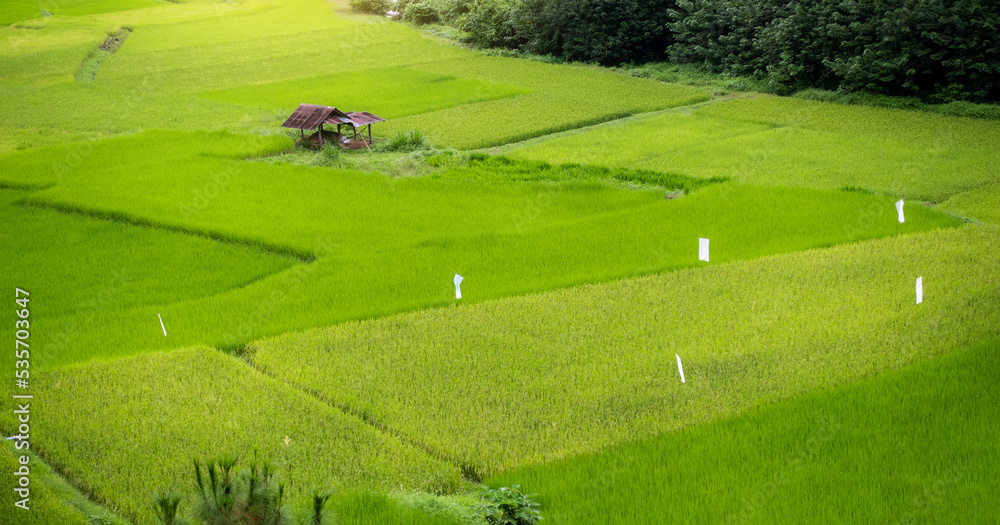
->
<box><xmin>916</xmin><ymin>277</ymin><xmax>923</xmax><ymax>305</ymax></box>
<box><xmin>676</xmin><ymin>353</ymin><xmax>686</xmax><ymax>383</ymax></box>
<box><xmin>698</xmin><ymin>238</ymin><xmax>710</xmax><ymax>262</ymax></box>
<box><xmin>454</xmin><ymin>274</ymin><xmax>464</xmax><ymax>300</ymax></box>
<box><xmin>158</xmin><ymin>313</ymin><xmax>168</xmax><ymax>336</ymax></box>
<box><xmin>896</xmin><ymin>199</ymin><xmax>905</xmax><ymax>223</ymax></box>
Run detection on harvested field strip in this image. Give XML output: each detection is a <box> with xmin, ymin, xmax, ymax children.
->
<box><xmin>252</xmin><ymin>226</ymin><xmax>1000</xmax><ymax>478</ymax></box>
<box><xmin>490</xmin><ymin>336</ymin><xmax>1000</xmax><ymax>524</ymax></box>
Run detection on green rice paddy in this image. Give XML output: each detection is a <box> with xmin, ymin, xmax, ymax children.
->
<box><xmin>1</xmin><ymin>0</ymin><xmax>997</xmax><ymax>523</ymax></box>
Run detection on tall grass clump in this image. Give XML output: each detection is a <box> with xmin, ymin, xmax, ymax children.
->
<box><xmin>375</xmin><ymin>129</ymin><xmax>429</xmax><ymax>152</ymax></box>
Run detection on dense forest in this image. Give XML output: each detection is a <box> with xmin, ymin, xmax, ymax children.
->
<box><xmin>353</xmin><ymin>0</ymin><xmax>999</xmax><ymax>103</ymax></box>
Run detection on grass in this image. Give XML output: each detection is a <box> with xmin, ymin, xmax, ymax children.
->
<box><xmin>201</xmin><ymin>66</ymin><xmax>531</xmax><ymax>119</ymax></box>
<box><xmin>0</xmin><ymin>444</ymin><xmax>129</xmax><ymax>525</ymax></box>
<box><xmin>21</xmin><ymin>347</ymin><xmax>461</xmax><ymax>524</ymax></box>
<box><xmin>2</xmin><ymin>0</ymin><xmax>999</xmax><ymax>521</ymax></box>
<box><xmin>0</xmin><ymin>187</ymin><xmax>297</xmax><ymax>320</ymax></box>
<box><xmin>490</xmin><ymin>336</ymin><xmax>1000</xmax><ymax>524</ymax></box>
<box><xmin>250</xmin><ymin>226</ymin><xmax>1000</xmax><ymax>478</ymax></box>
<box><xmin>503</xmin><ymin>96</ymin><xmax>1000</xmax><ymax>202</ymax></box>
<box><xmin>7</xmin><ymin>133</ymin><xmax>961</xmax><ymax>369</ymax></box>
<box><xmin>941</xmin><ymin>182</ymin><xmax>1000</xmax><ymax>226</ymax></box>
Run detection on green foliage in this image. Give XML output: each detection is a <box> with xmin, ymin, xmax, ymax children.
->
<box><xmin>191</xmin><ymin>456</ymin><xmax>293</xmax><ymax>525</ymax></box>
<box><xmin>491</xmin><ymin>337</ymin><xmax>1000</xmax><ymax>523</ymax></box>
<box><xmin>432</xmin><ymin>153</ymin><xmax>724</xmax><ymax>193</ymax></box>
<box><xmin>252</xmin><ymin>226</ymin><xmax>997</xmax><ymax>478</ymax></box>
<box><xmin>29</xmin><ymin>348</ymin><xmax>461</xmax><ymax>523</ymax></box>
<box><xmin>460</xmin><ymin>0</ymin><xmax>521</xmax><ymax>49</ymax></box>
<box><xmin>350</xmin><ymin>0</ymin><xmax>392</xmax><ymax>15</ymax></box>
<box><xmin>794</xmin><ymin>88</ymin><xmax>1000</xmax><ymax>120</ymax></box>
<box><xmin>153</xmin><ymin>491</ymin><xmax>185</xmax><ymax>525</ymax></box>
<box><xmin>507</xmin><ymin>96</ymin><xmax>1000</xmax><ymax>202</ymax></box>
<box><xmin>669</xmin><ymin>0</ymin><xmax>1000</xmax><ymax>102</ymax></box>
<box><xmin>405</xmin><ymin>2</ymin><xmax>441</xmax><ymax>24</ymax></box>
<box><xmin>477</xmin><ymin>485</ymin><xmax>542</xmax><ymax>525</ymax></box>
<box><xmin>512</xmin><ymin>0</ymin><xmax>675</xmax><ymax>66</ymax></box>
<box><xmin>374</xmin><ymin>129</ymin><xmax>429</xmax><ymax>152</ymax></box>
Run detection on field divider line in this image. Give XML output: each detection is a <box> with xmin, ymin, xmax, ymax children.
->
<box><xmin>0</xmin><ymin>436</ymin><xmax>135</xmax><ymax>525</ymax></box>
<box><xmin>483</xmin><ymin>92</ymin><xmax>764</xmax><ymax>154</ymax></box>
<box><xmin>240</xmin><ymin>351</ymin><xmax>478</xmax><ymax>482</ymax></box>
<box><xmin>19</xmin><ymin>200</ymin><xmax>314</xmax><ymax>263</ymax></box>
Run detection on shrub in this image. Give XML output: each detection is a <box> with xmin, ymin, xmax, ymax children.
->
<box><xmin>152</xmin><ymin>492</ymin><xmax>185</xmax><ymax>525</ymax></box>
<box><xmin>461</xmin><ymin>0</ymin><xmax>522</xmax><ymax>49</ymax></box>
<box><xmin>405</xmin><ymin>2</ymin><xmax>441</xmax><ymax>24</ymax></box>
<box><xmin>375</xmin><ymin>129</ymin><xmax>429</xmax><ymax>152</ymax></box>
<box><xmin>476</xmin><ymin>485</ymin><xmax>542</xmax><ymax>525</ymax></box>
<box><xmin>349</xmin><ymin>0</ymin><xmax>391</xmax><ymax>15</ymax></box>
<box><xmin>310</xmin><ymin>143</ymin><xmax>342</xmax><ymax>167</ymax></box>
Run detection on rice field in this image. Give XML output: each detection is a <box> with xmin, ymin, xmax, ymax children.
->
<box><xmin>29</xmin><ymin>347</ymin><xmax>461</xmax><ymax>523</ymax></box>
<box><xmin>501</xmin><ymin>96</ymin><xmax>1000</xmax><ymax>202</ymax></box>
<box><xmin>489</xmin><ymin>336</ymin><xmax>1000</xmax><ymax>523</ymax></box>
<box><xmin>2</xmin><ymin>0</ymin><xmax>998</xmax><ymax>522</ymax></box>
<box><xmin>250</xmin><ymin>226</ymin><xmax>1000</xmax><ymax>477</ymax></box>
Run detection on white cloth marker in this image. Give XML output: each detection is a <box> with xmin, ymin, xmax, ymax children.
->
<box><xmin>454</xmin><ymin>274</ymin><xmax>463</xmax><ymax>300</ymax></box>
<box><xmin>698</xmin><ymin>238</ymin><xmax>710</xmax><ymax>262</ymax></box>
<box><xmin>676</xmin><ymin>353</ymin><xmax>686</xmax><ymax>383</ymax></box>
<box><xmin>896</xmin><ymin>199</ymin><xmax>905</xmax><ymax>223</ymax></box>
<box><xmin>158</xmin><ymin>313</ymin><xmax>168</xmax><ymax>336</ymax></box>
<box><xmin>916</xmin><ymin>277</ymin><xmax>923</xmax><ymax>304</ymax></box>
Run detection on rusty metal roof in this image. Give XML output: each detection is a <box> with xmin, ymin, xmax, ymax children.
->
<box><xmin>346</xmin><ymin>111</ymin><xmax>386</xmax><ymax>126</ymax></box>
<box><xmin>281</xmin><ymin>104</ymin><xmax>351</xmax><ymax>130</ymax></box>
<box><xmin>324</xmin><ymin>114</ymin><xmax>354</xmax><ymax>126</ymax></box>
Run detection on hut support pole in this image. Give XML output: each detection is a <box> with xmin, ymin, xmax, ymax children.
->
<box><xmin>368</xmin><ymin>124</ymin><xmax>372</xmax><ymax>144</ymax></box>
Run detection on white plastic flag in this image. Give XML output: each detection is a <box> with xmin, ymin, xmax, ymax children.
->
<box><xmin>698</xmin><ymin>238</ymin><xmax>710</xmax><ymax>262</ymax></box>
<box><xmin>454</xmin><ymin>274</ymin><xmax>463</xmax><ymax>300</ymax></box>
<box><xmin>896</xmin><ymin>199</ymin><xmax>905</xmax><ymax>223</ymax></box>
<box><xmin>676</xmin><ymin>353</ymin><xmax>686</xmax><ymax>383</ymax></box>
<box><xmin>916</xmin><ymin>276</ymin><xmax>923</xmax><ymax>304</ymax></box>
<box><xmin>158</xmin><ymin>313</ymin><xmax>168</xmax><ymax>336</ymax></box>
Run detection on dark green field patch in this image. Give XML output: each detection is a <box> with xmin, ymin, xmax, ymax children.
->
<box><xmin>491</xmin><ymin>336</ymin><xmax>1000</xmax><ymax>524</ymax></box>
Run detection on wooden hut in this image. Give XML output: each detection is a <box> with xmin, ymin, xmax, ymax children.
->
<box><xmin>281</xmin><ymin>103</ymin><xmax>386</xmax><ymax>148</ymax></box>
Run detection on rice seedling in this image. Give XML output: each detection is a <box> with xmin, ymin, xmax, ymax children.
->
<box><xmin>251</xmin><ymin>226</ymin><xmax>1000</xmax><ymax>478</ymax></box>
<box><xmin>489</xmin><ymin>336</ymin><xmax>1000</xmax><ymax>523</ymax></box>
<box><xmin>7</xmin><ymin>131</ymin><xmax>959</xmax><ymax>369</ymax></box>
<box><xmin>941</xmin><ymin>182</ymin><xmax>1000</xmax><ymax>225</ymax></box>
<box><xmin>24</xmin><ymin>347</ymin><xmax>462</xmax><ymax>524</ymax></box>
<box><xmin>0</xmin><ymin>442</ymin><xmax>125</xmax><ymax>525</ymax></box>
<box><xmin>201</xmin><ymin>67</ymin><xmax>530</xmax><ymax>119</ymax></box>
<box><xmin>504</xmin><ymin>96</ymin><xmax>1000</xmax><ymax>202</ymax></box>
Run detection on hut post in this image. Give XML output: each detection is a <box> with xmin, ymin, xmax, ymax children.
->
<box><xmin>368</xmin><ymin>124</ymin><xmax>372</xmax><ymax>144</ymax></box>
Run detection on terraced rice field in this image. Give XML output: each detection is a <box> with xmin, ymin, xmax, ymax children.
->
<box><xmin>1</xmin><ymin>0</ymin><xmax>997</xmax><ymax>523</ymax></box>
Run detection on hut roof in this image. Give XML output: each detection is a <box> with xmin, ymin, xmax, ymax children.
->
<box><xmin>281</xmin><ymin>104</ymin><xmax>351</xmax><ymax>131</ymax></box>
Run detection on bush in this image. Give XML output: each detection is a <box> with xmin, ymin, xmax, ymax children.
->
<box><xmin>669</xmin><ymin>0</ymin><xmax>1000</xmax><ymax>103</ymax></box>
<box><xmin>152</xmin><ymin>455</ymin><xmax>335</xmax><ymax>525</ymax></box>
<box><xmin>405</xmin><ymin>2</ymin><xmax>441</xmax><ymax>24</ymax></box>
<box><xmin>513</xmin><ymin>0</ymin><xmax>675</xmax><ymax>66</ymax></box>
<box><xmin>374</xmin><ymin>129</ymin><xmax>429</xmax><ymax>152</ymax></box>
<box><xmin>476</xmin><ymin>485</ymin><xmax>542</xmax><ymax>525</ymax></box>
<box><xmin>460</xmin><ymin>0</ymin><xmax>522</xmax><ymax>49</ymax></box>
<box><xmin>349</xmin><ymin>0</ymin><xmax>391</xmax><ymax>15</ymax></box>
